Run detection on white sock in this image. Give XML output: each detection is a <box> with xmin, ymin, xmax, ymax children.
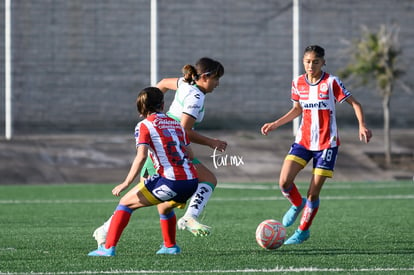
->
<box><xmin>184</xmin><ymin>182</ymin><xmax>214</xmax><ymax>218</ymax></box>
<box><xmin>103</xmin><ymin>215</ymin><xmax>113</xmax><ymax>232</ymax></box>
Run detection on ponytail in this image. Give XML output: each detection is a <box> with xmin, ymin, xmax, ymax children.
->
<box><xmin>181</xmin><ymin>64</ymin><xmax>197</xmax><ymax>84</ymax></box>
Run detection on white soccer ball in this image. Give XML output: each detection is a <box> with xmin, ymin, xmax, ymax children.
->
<box><xmin>255</xmin><ymin>219</ymin><xmax>286</xmax><ymax>250</ymax></box>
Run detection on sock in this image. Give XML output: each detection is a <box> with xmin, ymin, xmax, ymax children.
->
<box><xmin>103</xmin><ymin>215</ymin><xmax>113</xmax><ymax>232</ymax></box>
<box><xmin>185</xmin><ymin>182</ymin><xmax>214</xmax><ymax>218</ymax></box>
<box><xmin>281</xmin><ymin>183</ymin><xmax>303</xmax><ymax>207</ymax></box>
<box><xmin>299</xmin><ymin>199</ymin><xmax>320</xmax><ymax>231</ymax></box>
<box><xmin>159</xmin><ymin>211</ymin><xmax>176</xmax><ymax>248</ymax></box>
<box><xmin>105</xmin><ymin>205</ymin><xmax>133</xmax><ymax>249</ymax></box>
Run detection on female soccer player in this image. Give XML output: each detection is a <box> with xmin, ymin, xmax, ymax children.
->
<box><xmin>88</xmin><ymin>87</ymin><xmax>198</xmax><ymax>256</ymax></box>
<box><xmin>92</xmin><ymin>57</ymin><xmax>227</xmax><ymax>246</ymax></box>
<box><xmin>155</xmin><ymin>57</ymin><xmax>227</xmax><ymax>237</ymax></box>
<box><xmin>261</xmin><ymin>45</ymin><xmax>372</xmax><ymax>244</ymax></box>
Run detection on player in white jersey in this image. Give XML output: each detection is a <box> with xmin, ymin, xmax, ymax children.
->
<box><xmin>88</xmin><ymin>87</ymin><xmax>198</xmax><ymax>256</ymax></box>
<box><xmin>156</xmin><ymin>57</ymin><xmax>227</xmax><ymax>236</ymax></box>
<box><xmin>91</xmin><ymin>58</ymin><xmax>226</xmax><ymax>246</ymax></box>
<box><xmin>261</xmin><ymin>45</ymin><xmax>372</xmax><ymax>245</ymax></box>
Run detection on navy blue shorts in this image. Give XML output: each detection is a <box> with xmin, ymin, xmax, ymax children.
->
<box><xmin>285</xmin><ymin>143</ymin><xmax>338</xmax><ymax>178</ymax></box>
<box><xmin>138</xmin><ymin>174</ymin><xmax>198</xmax><ymax>209</ymax></box>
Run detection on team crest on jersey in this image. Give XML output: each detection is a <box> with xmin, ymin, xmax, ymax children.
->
<box><xmin>318</xmin><ymin>83</ymin><xmax>329</xmax><ymax>99</ymax></box>
<box><xmin>320</xmin><ymin>83</ymin><xmax>328</xmax><ymax>92</ymax></box>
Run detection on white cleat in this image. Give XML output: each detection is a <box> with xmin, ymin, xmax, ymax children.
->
<box><xmin>177</xmin><ymin>216</ymin><xmax>211</xmax><ymax>237</ymax></box>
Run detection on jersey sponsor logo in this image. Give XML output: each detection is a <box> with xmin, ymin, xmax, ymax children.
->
<box><xmin>319</xmin><ymin>93</ymin><xmax>329</xmax><ymax>99</ymax></box>
<box><xmin>153</xmin><ymin>184</ymin><xmax>177</xmax><ymax>201</ymax></box>
<box><xmin>187</xmin><ymin>104</ymin><xmax>201</xmax><ymax>109</ymax></box>
<box><xmin>301</xmin><ymin>101</ymin><xmax>329</xmax><ymax>109</ymax></box>
<box><xmin>153</xmin><ymin>118</ymin><xmax>182</xmax><ymax>129</ymax></box>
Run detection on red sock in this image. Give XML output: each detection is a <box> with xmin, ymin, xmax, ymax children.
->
<box><xmin>105</xmin><ymin>205</ymin><xmax>133</xmax><ymax>249</ymax></box>
<box><xmin>281</xmin><ymin>183</ymin><xmax>303</xmax><ymax>207</ymax></box>
<box><xmin>159</xmin><ymin>211</ymin><xmax>176</xmax><ymax>248</ymax></box>
<box><xmin>299</xmin><ymin>199</ymin><xmax>320</xmax><ymax>231</ymax></box>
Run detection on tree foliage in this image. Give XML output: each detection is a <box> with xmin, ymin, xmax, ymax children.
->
<box><xmin>338</xmin><ymin>25</ymin><xmax>403</xmax><ymax>95</ymax></box>
<box><xmin>338</xmin><ymin>24</ymin><xmax>406</xmax><ymax>167</ymax></box>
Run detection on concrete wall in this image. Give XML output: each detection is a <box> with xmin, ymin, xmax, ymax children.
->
<box><xmin>0</xmin><ymin>0</ymin><xmax>413</xmax><ymax>134</ymax></box>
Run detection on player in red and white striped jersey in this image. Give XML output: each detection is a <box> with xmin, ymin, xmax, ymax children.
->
<box><xmin>91</xmin><ymin>58</ymin><xmax>226</xmax><ymax>247</ymax></box>
<box><xmin>88</xmin><ymin>87</ymin><xmax>198</xmax><ymax>256</ymax></box>
<box><xmin>261</xmin><ymin>45</ymin><xmax>372</xmax><ymax>245</ymax></box>
<box><xmin>291</xmin><ymin>72</ymin><xmax>350</xmax><ymax>150</ymax></box>
<box><xmin>137</xmin><ymin>113</ymin><xmax>197</xmax><ymax>181</ymax></box>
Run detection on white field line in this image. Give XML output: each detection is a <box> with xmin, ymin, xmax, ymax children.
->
<box><xmin>213</xmin><ymin>194</ymin><xmax>414</xmax><ymax>201</ymax></box>
<box><xmin>218</xmin><ymin>182</ymin><xmax>414</xmax><ymax>190</ymax></box>
<box><xmin>1</xmin><ymin>267</ymin><xmax>414</xmax><ymax>274</ymax></box>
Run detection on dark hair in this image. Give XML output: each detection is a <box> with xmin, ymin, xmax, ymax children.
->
<box><xmin>304</xmin><ymin>45</ymin><xmax>325</xmax><ymax>58</ymax></box>
<box><xmin>181</xmin><ymin>64</ymin><xmax>197</xmax><ymax>84</ymax></box>
<box><xmin>181</xmin><ymin>57</ymin><xmax>224</xmax><ymax>84</ymax></box>
<box><xmin>136</xmin><ymin>87</ymin><xmax>164</xmax><ymax>117</ymax></box>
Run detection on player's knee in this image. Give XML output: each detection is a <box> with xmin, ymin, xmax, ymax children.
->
<box><xmin>278</xmin><ymin>179</ymin><xmax>291</xmax><ymax>190</ymax></box>
<box><xmin>200</xmin><ymin>172</ymin><xmax>217</xmax><ymax>186</ymax></box>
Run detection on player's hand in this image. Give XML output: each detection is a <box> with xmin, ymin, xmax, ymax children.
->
<box><xmin>359</xmin><ymin>127</ymin><xmax>372</xmax><ymax>143</ymax></box>
<box><xmin>112</xmin><ymin>182</ymin><xmax>129</xmax><ymax>196</ymax></box>
<box><xmin>211</xmin><ymin>139</ymin><xmax>227</xmax><ymax>152</ymax></box>
<box><xmin>261</xmin><ymin>122</ymin><xmax>276</xmax><ymax>136</ymax></box>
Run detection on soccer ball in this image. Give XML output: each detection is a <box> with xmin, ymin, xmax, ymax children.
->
<box><xmin>255</xmin><ymin>219</ymin><xmax>286</xmax><ymax>250</ymax></box>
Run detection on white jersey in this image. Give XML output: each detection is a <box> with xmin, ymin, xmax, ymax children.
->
<box><xmin>167</xmin><ymin>77</ymin><xmax>205</xmax><ymax>124</ymax></box>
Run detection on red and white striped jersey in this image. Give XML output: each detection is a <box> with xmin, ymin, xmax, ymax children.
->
<box><xmin>135</xmin><ymin>113</ymin><xmax>197</xmax><ymax>180</ymax></box>
<box><xmin>291</xmin><ymin>72</ymin><xmax>351</xmax><ymax>150</ymax></box>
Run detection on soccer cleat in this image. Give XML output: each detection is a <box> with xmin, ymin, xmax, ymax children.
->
<box><xmin>88</xmin><ymin>245</ymin><xmax>116</xmax><ymax>256</ymax></box>
<box><xmin>282</xmin><ymin>198</ymin><xmax>306</xmax><ymax>227</ymax></box>
<box><xmin>93</xmin><ymin>225</ymin><xmax>107</xmax><ymax>247</ymax></box>
<box><xmin>177</xmin><ymin>216</ymin><xmax>211</xmax><ymax>237</ymax></box>
<box><xmin>284</xmin><ymin>229</ymin><xmax>310</xmax><ymax>245</ymax></box>
<box><xmin>156</xmin><ymin>244</ymin><xmax>181</xmax><ymax>255</ymax></box>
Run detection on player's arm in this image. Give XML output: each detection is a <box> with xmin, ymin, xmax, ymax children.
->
<box><xmin>156</xmin><ymin>78</ymin><xmax>179</xmax><ymax>93</ymax></box>
<box><xmin>181</xmin><ymin>113</ymin><xmax>227</xmax><ymax>152</ymax></box>
<box><xmin>112</xmin><ymin>145</ymin><xmax>148</xmax><ymax>196</ymax></box>
<box><xmin>345</xmin><ymin>96</ymin><xmax>372</xmax><ymax>143</ymax></box>
<box><xmin>261</xmin><ymin>101</ymin><xmax>302</xmax><ymax>135</ymax></box>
